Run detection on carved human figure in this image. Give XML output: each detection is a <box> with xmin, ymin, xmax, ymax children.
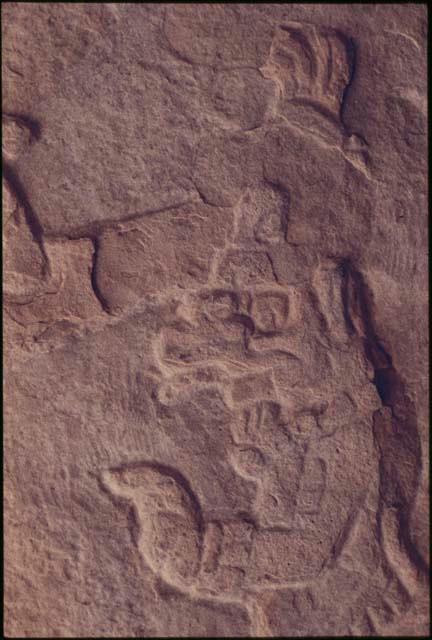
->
<box><xmin>4</xmin><ymin>16</ymin><xmax>423</xmax><ymax>636</ymax></box>
<box><xmin>101</xmin><ymin>22</ymin><xmax>423</xmax><ymax>635</ymax></box>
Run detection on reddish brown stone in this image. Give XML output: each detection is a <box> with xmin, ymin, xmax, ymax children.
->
<box><xmin>3</xmin><ymin>3</ymin><xmax>428</xmax><ymax>637</ymax></box>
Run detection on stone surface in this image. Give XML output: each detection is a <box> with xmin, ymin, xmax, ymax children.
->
<box><xmin>3</xmin><ymin>3</ymin><xmax>429</xmax><ymax>637</ymax></box>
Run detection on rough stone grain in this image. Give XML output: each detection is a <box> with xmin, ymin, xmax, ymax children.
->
<box><xmin>3</xmin><ymin>3</ymin><xmax>429</xmax><ymax>637</ymax></box>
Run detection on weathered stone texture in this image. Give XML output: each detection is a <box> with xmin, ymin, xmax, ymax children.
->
<box><xmin>3</xmin><ymin>3</ymin><xmax>429</xmax><ymax>637</ymax></box>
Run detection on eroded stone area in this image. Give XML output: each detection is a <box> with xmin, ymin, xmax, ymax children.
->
<box><xmin>3</xmin><ymin>4</ymin><xmax>428</xmax><ymax>637</ymax></box>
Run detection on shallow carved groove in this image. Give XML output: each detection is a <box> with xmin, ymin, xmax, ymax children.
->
<box><xmin>2</xmin><ymin>163</ymin><xmax>47</xmax><ymax>263</ymax></box>
<box><xmin>3</xmin><ymin>4</ymin><xmax>427</xmax><ymax>637</ymax></box>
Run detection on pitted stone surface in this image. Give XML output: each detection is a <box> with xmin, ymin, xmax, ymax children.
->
<box><xmin>3</xmin><ymin>3</ymin><xmax>428</xmax><ymax>637</ymax></box>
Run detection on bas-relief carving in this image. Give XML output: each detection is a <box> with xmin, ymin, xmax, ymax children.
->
<box><xmin>98</xmin><ymin>21</ymin><xmax>422</xmax><ymax>631</ymax></box>
<box><xmin>4</xmin><ymin>16</ymin><xmax>427</xmax><ymax>637</ymax></box>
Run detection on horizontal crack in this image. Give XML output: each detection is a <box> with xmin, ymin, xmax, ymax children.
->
<box><xmin>43</xmin><ymin>196</ymin><xmax>202</xmax><ymax>241</ymax></box>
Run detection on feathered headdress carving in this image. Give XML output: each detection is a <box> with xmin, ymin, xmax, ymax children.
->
<box><xmin>262</xmin><ymin>22</ymin><xmax>354</xmax><ymax>122</ymax></box>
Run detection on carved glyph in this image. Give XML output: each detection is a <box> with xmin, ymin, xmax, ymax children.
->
<box><xmin>4</xmin><ymin>10</ymin><xmax>426</xmax><ymax>636</ymax></box>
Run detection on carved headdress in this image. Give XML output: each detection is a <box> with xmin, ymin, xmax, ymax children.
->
<box><xmin>262</xmin><ymin>23</ymin><xmax>356</xmax><ymax>132</ymax></box>
<box><xmin>261</xmin><ymin>22</ymin><xmax>368</xmax><ymax>168</ymax></box>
